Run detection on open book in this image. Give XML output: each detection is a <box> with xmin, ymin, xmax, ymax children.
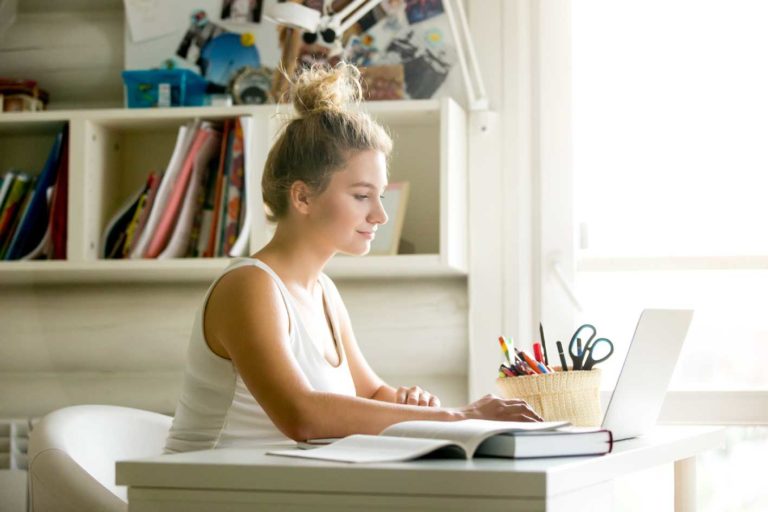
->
<box><xmin>267</xmin><ymin>419</ymin><xmax>613</xmax><ymax>463</ymax></box>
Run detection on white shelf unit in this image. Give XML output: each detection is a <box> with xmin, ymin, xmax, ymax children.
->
<box><xmin>0</xmin><ymin>99</ymin><xmax>466</xmax><ymax>283</ymax></box>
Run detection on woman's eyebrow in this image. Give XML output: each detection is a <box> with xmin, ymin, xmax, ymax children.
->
<box><xmin>348</xmin><ymin>181</ymin><xmax>377</xmax><ymax>189</ymax></box>
<box><xmin>348</xmin><ymin>181</ymin><xmax>387</xmax><ymax>191</ymax></box>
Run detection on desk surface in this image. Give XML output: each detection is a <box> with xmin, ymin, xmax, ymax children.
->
<box><xmin>117</xmin><ymin>426</ymin><xmax>724</xmax><ymax>501</ymax></box>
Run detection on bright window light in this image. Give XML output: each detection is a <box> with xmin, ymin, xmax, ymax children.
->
<box><xmin>573</xmin><ymin>0</ymin><xmax>768</xmax><ymax>257</ymax></box>
<box><xmin>572</xmin><ymin>0</ymin><xmax>768</xmax><ymax>390</ymax></box>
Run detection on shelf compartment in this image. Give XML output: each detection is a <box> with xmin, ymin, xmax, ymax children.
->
<box><xmin>0</xmin><ymin>100</ymin><xmax>467</xmax><ymax>282</ymax></box>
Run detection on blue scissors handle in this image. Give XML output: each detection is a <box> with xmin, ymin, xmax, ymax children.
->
<box><xmin>568</xmin><ymin>324</ymin><xmax>597</xmax><ymax>370</ymax></box>
<box><xmin>582</xmin><ymin>337</ymin><xmax>614</xmax><ymax>370</ymax></box>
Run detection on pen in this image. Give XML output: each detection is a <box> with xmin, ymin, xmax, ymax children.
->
<box><xmin>539</xmin><ymin>322</ymin><xmax>550</xmax><ymax>366</ymax></box>
<box><xmin>517</xmin><ymin>349</ymin><xmax>548</xmax><ymax>374</ymax></box>
<box><xmin>498</xmin><ymin>336</ymin><xmax>512</xmax><ymax>366</ymax></box>
<box><xmin>533</xmin><ymin>342</ymin><xmax>544</xmax><ymax>363</ymax></box>
<box><xmin>556</xmin><ymin>340</ymin><xmax>568</xmax><ymax>371</ymax></box>
<box><xmin>499</xmin><ymin>364</ymin><xmax>517</xmax><ymax>378</ymax></box>
<box><xmin>514</xmin><ymin>360</ymin><xmax>531</xmax><ymax>375</ymax></box>
<box><xmin>512</xmin><ymin>351</ymin><xmax>536</xmax><ymax>375</ymax></box>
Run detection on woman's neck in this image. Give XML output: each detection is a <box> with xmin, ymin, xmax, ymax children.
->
<box><xmin>251</xmin><ymin>223</ymin><xmax>335</xmax><ymax>293</ymax></box>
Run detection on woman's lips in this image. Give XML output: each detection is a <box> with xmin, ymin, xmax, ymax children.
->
<box><xmin>357</xmin><ymin>231</ymin><xmax>375</xmax><ymax>240</ymax></box>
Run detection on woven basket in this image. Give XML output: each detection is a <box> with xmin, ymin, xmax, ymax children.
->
<box><xmin>495</xmin><ymin>369</ymin><xmax>602</xmax><ymax>426</ymax></box>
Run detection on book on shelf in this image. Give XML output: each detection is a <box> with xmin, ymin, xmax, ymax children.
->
<box><xmin>0</xmin><ymin>171</ymin><xmax>14</xmax><ymax>221</ymax></box>
<box><xmin>0</xmin><ymin>173</ymin><xmax>34</xmax><ymax>259</ymax></box>
<box><xmin>101</xmin><ymin>178</ymin><xmax>151</xmax><ymax>259</ymax></box>
<box><xmin>130</xmin><ymin>121</ymin><xmax>196</xmax><ymax>259</ymax></box>
<box><xmin>5</xmin><ymin>127</ymin><xmax>66</xmax><ymax>260</ymax></box>
<box><xmin>186</xmin><ymin>156</ymin><xmax>218</xmax><ymax>257</ymax></box>
<box><xmin>213</xmin><ymin>121</ymin><xmax>235</xmax><ymax>257</ymax></box>
<box><xmin>158</xmin><ymin>128</ymin><xmax>221</xmax><ymax>259</ymax></box>
<box><xmin>222</xmin><ymin>118</ymin><xmax>245</xmax><ymax>256</ymax></box>
<box><xmin>124</xmin><ymin>171</ymin><xmax>160</xmax><ymax>258</ymax></box>
<box><xmin>267</xmin><ymin>419</ymin><xmax>613</xmax><ymax>463</ymax></box>
<box><xmin>204</xmin><ymin>119</ymin><xmax>231</xmax><ymax>258</ymax></box>
<box><xmin>47</xmin><ymin>136</ymin><xmax>69</xmax><ymax>260</ymax></box>
<box><xmin>145</xmin><ymin>122</ymin><xmax>214</xmax><ymax>258</ymax></box>
<box><xmin>121</xmin><ymin>172</ymin><xmax>157</xmax><ymax>257</ymax></box>
<box><xmin>228</xmin><ymin>116</ymin><xmax>253</xmax><ymax>258</ymax></box>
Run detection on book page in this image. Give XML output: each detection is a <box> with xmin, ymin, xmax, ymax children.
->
<box><xmin>268</xmin><ymin>434</ymin><xmax>465</xmax><ymax>463</ymax></box>
<box><xmin>380</xmin><ymin>419</ymin><xmax>569</xmax><ymax>457</ymax></box>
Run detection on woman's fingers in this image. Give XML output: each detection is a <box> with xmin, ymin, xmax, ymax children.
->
<box><xmin>503</xmin><ymin>400</ymin><xmax>543</xmax><ymax>421</ymax></box>
<box><xmin>396</xmin><ymin>386</ymin><xmax>440</xmax><ymax>407</ymax></box>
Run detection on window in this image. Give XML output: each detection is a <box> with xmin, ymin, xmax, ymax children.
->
<box><xmin>570</xmin><ymin>3</ymin><xmax>768</xmax><ymax>510</ymax></box>
<box><xmin>571</xmin><ymin>0</ymin><xmax>768</xmax><ymax>392</ymax></box>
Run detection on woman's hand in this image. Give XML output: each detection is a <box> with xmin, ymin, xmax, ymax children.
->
<box><xmin>395</xmin><ymin>385</ymin><xmax>441</xmax><ymax>407</ymax></box>
<box><xmin>457</xmin><ymin>394</ymin><xmax>543</xmax><ymax>422</ymax></box>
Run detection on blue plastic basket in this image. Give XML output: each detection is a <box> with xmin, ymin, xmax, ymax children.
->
<box><xmin>122</xmin><ymin>69</ymin><xmax>207</xmax><ymax>108</ymax></box>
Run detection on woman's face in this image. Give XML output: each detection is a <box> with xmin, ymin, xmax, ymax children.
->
<box><xmin>307</xmin><ymin>149</ymin><xmax>389</xmax><ymax>256</ymax></box>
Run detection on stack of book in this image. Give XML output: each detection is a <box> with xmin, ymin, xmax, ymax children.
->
<box><xmin>269</xmin><ymin>419</ymin><xmax>614</xmax><ymax>463</ymax></box>
<box><xmin>0</xmin><ymin>126</ymin><xmax>68</xmax><ymax>261</ymax></box>
<box><xmin>102</xmin><ymin>116</ymin><xmax>251</xmax><ymax>259</ymax></box>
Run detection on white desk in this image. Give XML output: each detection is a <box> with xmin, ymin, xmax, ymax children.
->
<box><xmin>117</xmin><ymin>426</ymin><xmax>724</xmax><ymax>512</ymax></box>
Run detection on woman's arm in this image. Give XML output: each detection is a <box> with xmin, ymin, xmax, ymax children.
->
<box><xmin>205</xmin><ymin>267</ymin><xmax>540</xmax><ymax>442</ymax></box>
<box><xmin>322</xmin><ymin>277</ymin><xmax>440</xmax><ymax>407</ymax></box>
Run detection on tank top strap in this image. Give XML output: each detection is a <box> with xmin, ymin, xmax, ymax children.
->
<box><xmin>213</xmin><ymin>258</ymin><xmax>298</xmax><ymax>331</ymax></box>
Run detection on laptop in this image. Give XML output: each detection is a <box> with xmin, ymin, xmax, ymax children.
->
<box><xmin>600</xmin><ymin>309</ymin><xmax>694</xmax><ymax>441</ymax></box>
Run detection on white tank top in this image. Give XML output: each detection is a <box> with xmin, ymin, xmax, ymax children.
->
<box><xmin>164</xmin><ymin>257</ymin><xmax>357</xmax><ymax>453</ymax></box>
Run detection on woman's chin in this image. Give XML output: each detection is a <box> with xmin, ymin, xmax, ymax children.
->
<box><xmin>339</xmin><ymin>242</ymin><xmax>372</xmax><ymax>257</ymax></box>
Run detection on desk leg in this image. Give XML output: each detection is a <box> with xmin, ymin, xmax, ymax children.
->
<box><xmin>674</xmin><ymin>456</ymin><xmax>697</xmax><ymax>512</ymax></box>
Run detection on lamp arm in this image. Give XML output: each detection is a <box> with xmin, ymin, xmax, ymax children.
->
<box><xmin>442</xmin><ymin>0</ymin><xmax>488</xmax><ymax>111</ymax></box>
<box><xmin>334</xmin><ymin>0</ymin><xmax>375</xmax><ymax>24</ymax></box>
<box><xmin>330</xmin><ymin>0</ymin><xmax>384</xmax><ymax>34</ymax></box>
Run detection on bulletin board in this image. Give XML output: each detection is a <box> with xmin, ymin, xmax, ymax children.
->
<box><xmin>122</xmin><ymin>0</ymin><xmax>464</xmax><ymax>103</ymax></box>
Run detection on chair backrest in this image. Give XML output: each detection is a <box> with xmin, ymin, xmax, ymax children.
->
<box><xmin>28</xmin><ymin>405</ymin><xmax>172</xmax><ymax>512</ymax></box>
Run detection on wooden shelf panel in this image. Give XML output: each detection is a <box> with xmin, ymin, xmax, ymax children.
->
<box><xmin>0</xmin><ymin>255</ymin><xmax>467</xmax><ymax>284</ymax></box>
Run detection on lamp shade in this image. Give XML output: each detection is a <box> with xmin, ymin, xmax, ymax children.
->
<box><xmin>263</xmin><ymin>2</ymin><xmax>321</xmax><ymax>32</ymax></box>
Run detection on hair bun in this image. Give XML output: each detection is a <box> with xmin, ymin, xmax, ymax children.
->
<box><xmin>292</xmin><ymin>62</ymin><xmax>363</xmax><ymax>117</ymax></box>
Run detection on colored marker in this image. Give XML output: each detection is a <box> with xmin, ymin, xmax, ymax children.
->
<box><xmin>499</xmin><ymin>364</ymin><xmax>517</xmax><ymax>378</ymax></box>
<box><xmin>517</xmin><ymin>349</ymin><xmax>548</xmax><ymax>374</ymax></box>
<box><xmin>517</xmin><ymin>360</ymin><xmax>535</xmax><ymax>376</ymax></box>
<box><xmin>533</xmin><ymin>342</ymin><xmax>544</xmax><ymax>363</ymax></box>
<box><xmin>498</xmin><ymin>336</ymin><xmax>512</xmax><ymax>366</ymax></box>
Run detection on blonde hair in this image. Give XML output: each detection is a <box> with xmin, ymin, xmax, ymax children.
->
<box><xmin>262</xmin><ymin>63</ymin><xmax>393</xmax><ymax>222</ymax></box>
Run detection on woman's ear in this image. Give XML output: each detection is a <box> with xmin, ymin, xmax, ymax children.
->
<box><xmin>289</xmin><ymin>180</ymin><xmax>313</xmax><ymax>215</ymax></box>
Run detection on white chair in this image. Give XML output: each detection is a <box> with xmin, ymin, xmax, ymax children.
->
<box><xmin>27</xmin><ymin>405</ymin><xmax>172</xmax><ymax>512</ymax></box>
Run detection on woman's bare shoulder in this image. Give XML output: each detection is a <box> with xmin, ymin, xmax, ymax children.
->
<box><xmin>204</xmin><ymin>265</ymin><xmax>289</xmax><ymax>357</ymax></box>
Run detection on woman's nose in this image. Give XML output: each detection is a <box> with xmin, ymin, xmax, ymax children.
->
<box><xmin>370</xmin><ymin>197</ymin><xmax>389</xmax><ymax>225</ymax></box>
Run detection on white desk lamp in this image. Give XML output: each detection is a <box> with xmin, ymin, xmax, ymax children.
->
<box><xmin>263</xmin><ymin>0</ymin><xmax>488</xmax><ymax>111</ymax></box>
<box><xmin>266</xmin><ymin>0</ymin><xmax>384</xmax><ymax>44</ymax></box>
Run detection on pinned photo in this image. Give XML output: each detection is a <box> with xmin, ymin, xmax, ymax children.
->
<box><xmin>405</xmin><ymin>0</ymin><xmax>444</xmax><ymax>25</ymax></box>
<box><xmin>385</xmin><ymin>21</ymin><xmax>455</xmax><ymax>99</ymax></box>
<box><xmin>360</xmin><ymin>64</ymin><xmax>406</xmax><ymax>101</ymax></box>
<box><xmin>221</xmin><ymin>0</ymin><xmax>263</xmax><ymax>23</ymax></box>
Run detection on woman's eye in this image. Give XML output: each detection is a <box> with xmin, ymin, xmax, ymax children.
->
<box><xmin>354</xmin><ymin>194</ymin><xmax>368</xmax><ymax>200</ymax></box>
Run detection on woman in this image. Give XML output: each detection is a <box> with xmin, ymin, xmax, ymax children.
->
<box><xmin>165</xmin><ymin>63</ymin><xmax>541</xmax><ymax>453</ymax></box>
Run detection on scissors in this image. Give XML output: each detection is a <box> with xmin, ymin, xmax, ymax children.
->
<box><xmin>568</xmin><ymin>324</ymin><xmax>614</xmax><ymax>371</ymax></box>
